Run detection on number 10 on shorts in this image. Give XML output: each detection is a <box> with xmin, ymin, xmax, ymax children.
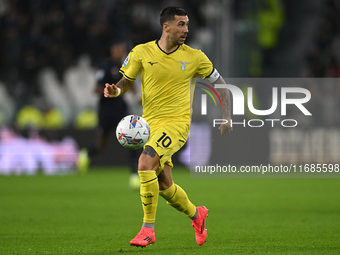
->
<box><xmin>157</xmin><ymin>132</ymin><xmax>172</xmax><ymax>148</ymax></box>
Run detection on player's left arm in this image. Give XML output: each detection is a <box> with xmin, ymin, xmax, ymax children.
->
<box><xmin>204</xmin><ymin>68</ymin><xmax>232</xmax><ymax>135</ymax></box>
<box><xmin>213</xmin><ymin>76</ymin><xmax>232</xmax><ymax>135</ymax></box>
<box><xmin>198</xmin><ymin>50</ymin><xmax>232</xmax><ymax>135</ymax></box>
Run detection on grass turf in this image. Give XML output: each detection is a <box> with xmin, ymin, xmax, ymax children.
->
<box><xmin>0</xmin><ymin>167</ymin><xmax>339</xmax><ymax>254</ymax></box>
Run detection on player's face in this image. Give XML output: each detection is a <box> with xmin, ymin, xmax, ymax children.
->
<box><xmin>168</xmin><ymin>15</ymin><xmax>189</xmax><ymax>45</ymax></box>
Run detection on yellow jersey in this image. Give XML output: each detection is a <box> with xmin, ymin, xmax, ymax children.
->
<box><xmin>120</xmin><ymin>40</ymin><xmax>213</xmax><ymax>126</ymax></box>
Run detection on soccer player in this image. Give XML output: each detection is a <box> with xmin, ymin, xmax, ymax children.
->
<box><xmin>104</xmin><ymin>7</ymin><xmax>232</xmax><ymax>247</ymax></box>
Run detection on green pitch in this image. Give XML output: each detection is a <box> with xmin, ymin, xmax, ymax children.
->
<box><xmin>1</xmin><ymin>167</ymin><xmax>339</xmax><ymax>254</ymax></box>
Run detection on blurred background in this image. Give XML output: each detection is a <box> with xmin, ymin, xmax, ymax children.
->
<box><xmin>0</xmin><ymin>0</ymin><xmax>339</xmax><ymax>174</ymax></box>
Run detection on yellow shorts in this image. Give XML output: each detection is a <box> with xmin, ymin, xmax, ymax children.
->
<box><xmin>145</xmin><ymin>122</ymin><xmax>190</xmax><ymax>176</ymax></box>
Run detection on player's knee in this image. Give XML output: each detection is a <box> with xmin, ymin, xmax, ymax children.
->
<box><xmin>138</xmin><ymin>146</ymin><xmax>160</xmax><ymax>171</ymax></box>
<box><xmin>138</xmin><ymin>159</ymin><xmax>158</xmax><ymax>171</ymax></box>
<box><xmin>138</xmin><ymin>154</ymin><xmax>159</xmax><ymax>171</ymax></box>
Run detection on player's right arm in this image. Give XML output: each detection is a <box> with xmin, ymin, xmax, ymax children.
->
<box><xmin>104</xmin><ymin>77</ymin><xmax>133</xmax><ymax>98</ymax></box>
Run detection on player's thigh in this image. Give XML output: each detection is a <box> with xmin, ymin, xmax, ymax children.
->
<box><xmin>146</xmin><ymin>123</ymin><xmax>188</xmax><ymax>175</ymax></box>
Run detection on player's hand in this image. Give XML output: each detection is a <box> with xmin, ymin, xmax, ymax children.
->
<box><xmin>219</xmin><ymin>119</ymin><xmax>232</xmax><ymax>135</ymax></box>
<box><xmin>104</xmin><ymin>83</ymin><xmax>119</xmax><ymax>98</ymax></box>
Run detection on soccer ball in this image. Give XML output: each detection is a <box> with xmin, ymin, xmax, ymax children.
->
<box><xmin>116</xmin><ymin>115</ymin><xmax>150</xmax><ymax>150</ymax></box>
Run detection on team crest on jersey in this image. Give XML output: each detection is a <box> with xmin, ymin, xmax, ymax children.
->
<box><xmin>178</xmin><ymin>61</ymin><xmax>190</xmax><ymax>71</ymax></box>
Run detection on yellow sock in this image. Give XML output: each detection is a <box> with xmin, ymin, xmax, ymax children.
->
<box><xmin>138</xmin><ymin>170</ymin><xmax>159</xmax><ymax>224</ymax></box>
<box><xmin>159</xmin><ymin>183</ymin><xmax>196</xmax><ymax>218</ymax></box>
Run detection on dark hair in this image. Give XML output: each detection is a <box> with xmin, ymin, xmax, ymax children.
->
<box><xmin>160</xmin><ymin>6</ymin><xmax>187</xmax><ymax>26</ymax></box>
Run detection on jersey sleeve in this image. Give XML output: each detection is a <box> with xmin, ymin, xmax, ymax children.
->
<box><xmin>119</xmin><ymin>46</ymin><xmax>142</xmax><ymax>81</ymax></box>
<box><xmin>196</xmin><ymin>51</ymin><xmax>214</xmax><ymax>79</ymax></box>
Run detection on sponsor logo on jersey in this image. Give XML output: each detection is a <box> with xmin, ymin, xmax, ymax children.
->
<box><xmin>148</xmin><ymin>61</ymin><xmax>158</xmax><ymax>66</ymax></box>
